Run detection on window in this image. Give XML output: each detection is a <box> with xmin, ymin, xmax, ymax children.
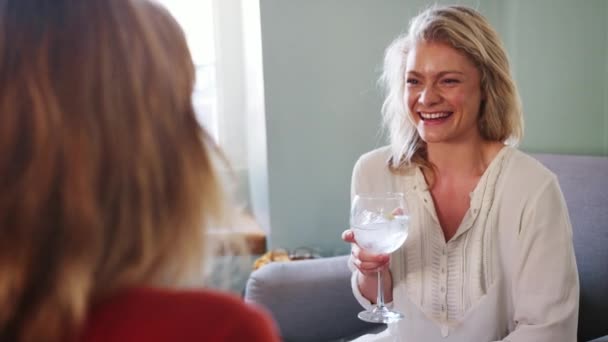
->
<box><xmin>156</xmin><ymin>0</ymin><xmax>219</xmax><ymax>140</ymax></box>
<box><xmin>156</xmin><ymin>0</ymin><xmax>257</xmax><ymax>172</ymax></box>
<box><xmin>155</xmin><ymin>0</ymin><xmax>270</xmax><ymax>234</ymax></box>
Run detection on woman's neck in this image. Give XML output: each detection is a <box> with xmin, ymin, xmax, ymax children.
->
<box><xmin>426</xmin><ymin>140</ymin><xmax>503</xmax><ymax>179</ymax></box>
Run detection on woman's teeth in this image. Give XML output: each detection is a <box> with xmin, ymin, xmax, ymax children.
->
<box><xmin>419</xmin><ymin>112</ymin><xmax>451</xmax><ymax>120</ymax></box>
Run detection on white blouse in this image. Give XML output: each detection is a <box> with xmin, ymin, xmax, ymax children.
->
<box><xmin>350</xmin><ymin>146</ymin><xmax>579</xmax><ymax>342</ymax></box>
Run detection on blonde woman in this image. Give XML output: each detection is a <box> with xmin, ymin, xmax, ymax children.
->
<box><xmin>343</xmin><ymin>5</ymin><xmax>579</xmax><ymax>341</ymax></box>
<box><xmin>0</xmin><ymin>0</ymin><xmax>279</xmax><ymax>341</ymax></box>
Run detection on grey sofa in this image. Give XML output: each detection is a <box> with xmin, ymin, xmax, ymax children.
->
<box><xmin>244</xmin><ymin>153</ymin><xmax>608</xmax><ymax>342</ymax></box>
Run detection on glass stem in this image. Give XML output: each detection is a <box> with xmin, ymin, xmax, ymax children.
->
<box><xmin>376</xmin><ymin>269</ymin><xmax>385</xmax><ymax>309</ymax></box>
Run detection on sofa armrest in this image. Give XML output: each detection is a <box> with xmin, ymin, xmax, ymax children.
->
<box><xmin>244</xmin><ymin>255</ymin><xmax>383</xmax><ymax>342</ymax></box>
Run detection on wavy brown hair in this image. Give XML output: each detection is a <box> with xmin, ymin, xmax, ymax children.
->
<box><xmin>0</xmin><ymin>0</ymin><xmax>226</xmax><ymax>341</ymax></box>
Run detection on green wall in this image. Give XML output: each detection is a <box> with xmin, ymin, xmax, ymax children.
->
<box><xmin>257</xmin><ymin>0</ymin><xmax>608</xmax><ymax>255</ymax></box>
<box><xmin>501</xmin><ymin>0</ymin><xmax>607</xmax><ymax>155</ymax></box>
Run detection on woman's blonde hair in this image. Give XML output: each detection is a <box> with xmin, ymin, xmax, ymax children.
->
<box><xmin>0</xmin><ymin>0</ymin><xmax>226</xmax><ymax>340</ymax></box>
<box><xmin>381</xmin><ymin>5</ymin><xmax>523</xmax><ymax>173</ymax></box>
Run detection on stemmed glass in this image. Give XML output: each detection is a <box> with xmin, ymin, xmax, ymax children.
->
<box><xmin>350</xmin><ymin>193</ymin><xmax>410</xmax><ymax>324</ymax></box>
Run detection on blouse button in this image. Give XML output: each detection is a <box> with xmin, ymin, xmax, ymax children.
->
<box><xmin>441</xmin><ymin>305</ymin><xmax>445</xmax><ymax>312</ymax></box>
<box><xmin>441</xmin><ymin>286</ymin><xmax>445</xmax><ymax>293</ymax></box>
<box><xmin>441</xmin><ymin>267</ymin><xmax>445</xmax><ymax>274</ymax></box>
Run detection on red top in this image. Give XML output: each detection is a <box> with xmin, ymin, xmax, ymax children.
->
<box><xmin>80</xmin><ymin>287</ymin><xmax>281</xmax><ymax>342</ymax></box>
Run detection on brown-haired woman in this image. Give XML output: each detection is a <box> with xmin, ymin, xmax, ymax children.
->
<box><xmin>0</xmin><ymin>0</ymin><xmax>279</xmax><ymax>341</ymax></box>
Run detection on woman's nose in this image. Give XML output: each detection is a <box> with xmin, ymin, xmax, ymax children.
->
<box><xmin>418</xmin><ymin>86</ymin><xmax>441</xmax><ymax>106</ymax></box>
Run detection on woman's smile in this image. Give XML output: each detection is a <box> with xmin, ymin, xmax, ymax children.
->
<box><xmin>418</xmin><ymin>111</ymin><xmax>454</xmax><ymax>125</ymax></box>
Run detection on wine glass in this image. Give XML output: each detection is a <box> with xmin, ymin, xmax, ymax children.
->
<box><xmin>350</xmin><ymin>193</ymin><xmax>409</xmax><ymax>324</ymax></box>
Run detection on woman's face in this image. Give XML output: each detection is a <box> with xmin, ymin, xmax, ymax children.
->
<box><xmin>404</xmin><ymin>41</ymin><xmax>483</xmax><ymax>145</ymax></box>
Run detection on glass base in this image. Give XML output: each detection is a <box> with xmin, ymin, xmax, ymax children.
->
<box><xmin>358</xmin><ymin>306</ymin><xmax>404</xmax><ymax>324</ymax></box>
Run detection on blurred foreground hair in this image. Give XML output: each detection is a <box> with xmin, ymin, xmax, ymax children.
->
<box><xmin>0</xmin><ymin>0</ymin><xmax>227</xmax><ymax>340</ymax></box>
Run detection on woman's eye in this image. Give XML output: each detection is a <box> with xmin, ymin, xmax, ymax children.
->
<box><xmin>442</xmin><ymin>78</ymin><xmax>460</xmax><ymax>84</ymax></box>
<box><xmin>406</xmin><ymin>78</ymin><xmax>419</xmax><ymax>85</ymax></box>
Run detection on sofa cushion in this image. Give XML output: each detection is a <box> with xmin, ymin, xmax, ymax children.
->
<box><xmin>589</xmin><ymin>335</ymin><xmax>608</xmax><ymax>342</ymax></box>
<box><xmin>245</xmin><ymin>255</ymin><xmax>381</xmax><ymax>342</ymax></box>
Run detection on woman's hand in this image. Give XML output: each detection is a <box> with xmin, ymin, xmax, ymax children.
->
<box><xmin>341</xmin><ymin>229</ymin><xmax>390</xmax><ymax>276</ymax></box>
<box><xmin>342</xmin><ymin>229</ymin><xmax>393</xmax><ymax>303</ymax></box>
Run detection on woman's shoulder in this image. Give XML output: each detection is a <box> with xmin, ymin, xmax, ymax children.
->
<box><xmin>82</xmin><ymin>287</ymin><xmax>279</xmax><ymax>341</ymax></box>
<box><xmin>95</xmin><ymin>286</ymin><xmax>259</xmax><ymax>315</ymax></box>
<box><xmin>354</xmin><ymin>145</ymin><xmax>401</xmax><ymax>176</ymax></box>
<box><xmin>502</xmin><ymin>147</ymin><xmax>557</xmax><ymax>185</ymax></box>
<box><xmin>356</xmin><ymin>145</ymin><xmax>392</xmax><ymax>167</ymax></box>
<box><xmin>502</xmin><ymin>147</ymin><xmax>557</xmax><ymax>195</ymax></box>
<box><xmin>352</xmin><ymin>146</ymin><xmax>394</xmax><ymax>183</ymax></box>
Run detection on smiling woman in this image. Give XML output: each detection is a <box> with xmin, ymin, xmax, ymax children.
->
<box><xmin>380</xmin><ymin>6</ymin><xmax>523</xmax><ymax>183</ymax></box>
<box><xmin>404</xmin><ymin>42</ymin><xmax>484</xmax><ymax>146</ymax></box>
<box><xmin>343</xmin><ymin>5</ymin><xmax>579</xmax><ymax>342</ymax></box>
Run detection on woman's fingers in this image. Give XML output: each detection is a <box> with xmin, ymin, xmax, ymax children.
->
<box><xmin>351</xmin><ymin>244</ymin><xmax>389</xmax><ymax>274</ymax></box>
<box><xmin>353</xmin><ymin>257</ymin><xmax>389</xmax><ymax>271</ymax></box>
<box><xmin>392</xmin><ymin>207</ymin><xmax>404</xmax><ymax>216</ymax></box>
<box><xmin>343</xmin><ymin>228</ymin><xmax>389</xmax><ymax>274</ymax></box>
<box><xmin>341</xmin><ymin>229</ymin><xmax>355</xmax><ymax>243</ymax></box>
<box><xmin>352</xmin><ymin>245</ymin><xmax>389</xmax><ymax>264</ymax></box>
<box><xmin>352</xmin><ymin>258</ymin><xmax>390</xmax><ymax>276</ymax></box>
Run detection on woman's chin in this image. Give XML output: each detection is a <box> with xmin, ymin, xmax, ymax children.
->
<box><xmin>417</xmin><ymin>132</ymin><xmax>445</xmax><ymax>144</ymax></box>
